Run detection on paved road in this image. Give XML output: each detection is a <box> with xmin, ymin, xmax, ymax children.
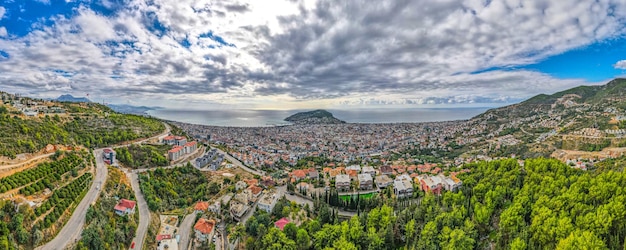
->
<box><xmin>213</xmin><ymin>148</ymin><xmax>264</xmax><ymax>176</ymax></box>
<box><xmin>36</xmin><ymin>149</ymin><xmax>108</xmax><ymax>250</ymax></box>
<box><xmin>178</xmin><ymin>211</ymin><xmax>198</xmax><ymax>250</ymax></box>
<box><xmin>39</xmin><ymin>123</ymin><xmax>171</xmax><ymax>250</ymax></box>
<box><xmin>128</xmin><ymin>171</ymin><xmax>150</xmax><ymax>250</ymax></box>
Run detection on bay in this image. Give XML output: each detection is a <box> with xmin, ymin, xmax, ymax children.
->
<box><xmin>146</xmin><ymin>108</ymin><xmax>492</xmax><ymax>127</ymax></box>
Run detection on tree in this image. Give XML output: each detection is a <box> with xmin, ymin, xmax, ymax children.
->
<box><xmin>296</xmin><ymin>229</ymin><xmax>310</xmax><ymax>249</ymax></box>
<box><xmin>283</xmin><ymin>223</ymin><xmax>298</xmax><ymax>241</ymax></box>
<box><xmin>439</xmin><ymin>227</ymin><xmax>475</xmax><ymax>250</ymax></box>
<box><xmin>510</xmin><ymin>237</ymin><xmax>527</xmax><ymax>250</ymax></box>
<box><xmin>209</xmin><ymin>182</ymin><xmax>220</xmax><ymax>195</ymax></box>
<box><xmin>555</xmin><ymin>231</ymin><xmax>608</xmax><ymax>250</ymax></box>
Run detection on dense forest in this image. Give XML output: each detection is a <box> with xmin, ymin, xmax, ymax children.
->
<box><xmin>76</xmin><ymin>167</ymin><xmax>137</xmax><ymax>250</ymax></box>
<box><xmin>0</xmin><ymin>103</ymin><xmax>164</xmax><ymax>158</ymax></box>
<box><xmin>115</xmin><ymin>144</ymin><xmax>169</xmax><ymax>169</ymax></box>
<box><xmin>243</xmin><ymin>158</ymin><xmax>626</xmax><ymax>249</ymax></box>
<box><xmin>139</xmin><ymin>164</ymin><xmax>211</xmax><ymax>211</ymax></box>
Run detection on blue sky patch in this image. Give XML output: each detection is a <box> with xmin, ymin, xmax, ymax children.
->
<box><xmin>199</xmin><ymin>31</ymin><xmax>236</xmax><ymax>48</ymax></box>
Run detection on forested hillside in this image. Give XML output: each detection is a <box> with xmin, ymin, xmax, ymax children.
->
<box><xmin>243</xmin><ymin>158</ymin><xmax>626</xmax><ymax>249</ymax></box>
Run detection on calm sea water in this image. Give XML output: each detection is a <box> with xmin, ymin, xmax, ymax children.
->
<box><xmin>146</xmin><ymin>108</ymin><xmax>492</xmax><ymax>127</ymax></box>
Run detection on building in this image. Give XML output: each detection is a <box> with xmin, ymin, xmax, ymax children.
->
<box><xmin>114</xmin><ymin>199</ymin><xmax>136</xmax><ymax>216</ymax></box>
<box><xmin>346</xmin><ymin>165</ymin><xmax>361</xmax><ymax>173</ymax></box>
<box><xmin>380</xmin><ymin>166</ymin><xmax>393</xmax><ymax>175</ymax></box>
<box><xmin>163</xmin><ymin>135</ymin><xmax>187</xmax><ymax>146</ymax></box>
<box><xmin>230</xmin><ymin>202</ymin><xmax>250</xmax><ymax>222</ymax></box>
<box><xmin>194</xmin><ymin>201</ymin><xmax>209</xmax><ymax>213</ymax></box>
<box><xmin>274</xmin><ymin>217</ymin><xmax>290</xmax><ymax>230</ymax></box>
<box><xmin>248</xmin><ymin>185</ymin><xmax>263</xmax><ymax>200</ymax></box>
<box><xmin>393</xmin><ymin>175</ymin><xmax>413</xmax><ymax>198</ymax></box>
<box><xmin>335</xmin><ymin>174</ymin><xmax>351</xmax><ymax>192</ymax></box>
<box><xmin>168</xmin><ymin>146</ymin><xmax>184</xmax><ymax>161</ymax></box>
<box><xmin>292</xmin><ymin>170</ymin><xmax>307</xmax><ymax>181</ymax></box>
<box><xmin>103</xmin><ymin>148</ymin><xmax>116</xmax><ymax>165</ymax></box>
<box><xmin>419</xmin><ymin>175</ymin><xmax>443</xmax><ymax>195</ymax></box>
<box><xmin>375</xmin><ymin>175</ymin><xmax>393</xmax><ymax>188</ymax></box>
<box><xmin>209</xmin><ymin>201</ymin><xmax>221</xmax><ymax>213</ymax></box>
<box><xmin>183</xmin><ymin>141</ymin><xmax>198</xmax><ymax>154</ymax></box>
<box><xmin>257</xmin><ymin>192</ymin><xmax>279</xmax><ymax>213</ymax></box>
<box><xmin>362</xmin><ymin>166</ymin><xmax>376</xmax><ymax>177</ymax></box>
<box><xmin>193</xmin><ymin>218</ymin><xmax>215</xmax><ymax>242</ymax></box>
<box><xmin>440</xmin><ymin>174</ymin><xmax>462</xmax><ymax>191</ymax></box>
<box><xmin>235</xmin><ymin>181</ymin><xmax>248</xmax><ymax>191</ymax></box>
<box><xmin>308</xmin><ymin>169</ymin><xmax>319</xmax><ymax>179</ymax></box>
<box><xmin>158</xmin><ymin>238</ymin><xmax>178</xmax><ymax>250</ymax></box>
<box><xmin>358</xmin><ymin>174</ymin><xmax>373</xmax><ymax>190</ymax></box>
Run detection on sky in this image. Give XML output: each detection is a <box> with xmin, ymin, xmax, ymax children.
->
<box><xmin>0</xmin><ymin>0</ymin><xmax>625</xmax><ymax>110</ymax></box>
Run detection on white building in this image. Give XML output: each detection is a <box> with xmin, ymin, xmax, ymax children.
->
<box><xmin>257</xmin><ymin>192</ymin><xmax>279</xmax><ymax>213</ymax></box>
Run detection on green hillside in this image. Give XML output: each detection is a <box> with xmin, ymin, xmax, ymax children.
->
<box><xmin>0</xmin><ymin>94</ymin><xmax>164</xmax><ymax>158</ymax></box>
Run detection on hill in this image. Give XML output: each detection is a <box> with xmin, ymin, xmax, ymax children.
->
<box><xmin>284</xmin><ymin>109</ymin><xmax>346</xmax><ymax>125</ymax></box>
<box><xmin>464</xmin><ymin>78</ymin><xmax>626</xmax><ymax>159</ymax></box>
<box><xmin>56</xmin><ymin>94</ymin><xmax>91</xmax><ymax>103</ymax></box>
<box><xmin>0</xmin><ymin>92</ymin><xmax>164</xmax><ymax>158</ymax></box>
<box><xmin>106</xmin><ymin>104</ymin><xmax>160</xmax><ymax>115</ymax></box>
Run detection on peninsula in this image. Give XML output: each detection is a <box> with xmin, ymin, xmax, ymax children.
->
<box><xmin>284</xmin><ymin>109</ymin><xmax>346</xmax><ymax>125</ymax></box>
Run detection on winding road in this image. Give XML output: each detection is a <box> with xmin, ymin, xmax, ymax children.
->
<box><xmin>127</xmin><ymin>171</ymin><xmax>150</xmax><ymax>250</ymax></box>
<box><xmin>37</xmin><ymin>124</ymin><xmax>171</xmax><ymax>250</ymax></box>
<box><xmin>178</xmin><ymin>211</ymin><xmax>198</xmax><ymax>250</ymax></box>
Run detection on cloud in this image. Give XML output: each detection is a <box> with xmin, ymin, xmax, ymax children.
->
<box><xmin>615</xmin><ymin>60</ymin><xmax>626</xmax><ymax>70</ymax></box>
<box><xmin>0</xmin><ymin>0</ymin><xmax>624</xmax><ymax>108</ymax></box>
<box><xmin>0</xmin><ymin>27</ymin><xmax>6</xmax><ymax>37</ymax></box>
<box><xmin>0</xmin><ymin>6</ymin><xmax>5</xmax><ymax>19</ymax></box>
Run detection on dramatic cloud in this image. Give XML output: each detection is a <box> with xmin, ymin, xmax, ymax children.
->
<box><xmin>615</xmin><ymin>60</ymin><xmax>626</xmax><ymax>70</ymax></box>
<box><xmin>0</xmin><ymin>0</ymin><xmax>625</xmax><ymax>108</ymax></box>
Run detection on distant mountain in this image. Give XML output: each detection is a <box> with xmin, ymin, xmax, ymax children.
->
<box><xmin>56</xmin><ymin>94</ymin><xmax>91</xmax><ymax>103</ymax></box>
<box><xmin>285</xmin><ymin>109</ymin><xmax>346</xmax><ymax>125</ymax></box>
<box><xmin>106</xmin><ymin>104</ymin><xmax>161</xmax><ymax>115</ymax></box>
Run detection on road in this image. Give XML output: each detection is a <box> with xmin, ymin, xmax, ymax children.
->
<box><xmin>178</xmin><ymin>211</ymin><xmax>198</xmax><ymax>250</ymax></box>
<box><xmin>0</xmin><ymin>152</ymin><xmax>55</xmax><ymax>171</ymax></box>
<box><xmin>213</xmin><ymin>148</ymin><xmax>264</xmax><ymax>176</ymax></box>
<box><xmin>127</xmin><ymin>171</ymin><xmax>150</xmax><ymax>250</ymax></box>
<box><xmin>38</xmin><ymin>123</ymin><xmax>171</xmax><ymax>250</ymax></box>
<box><xmin>36</xmin><ymin>149</ymin><xmax>108</xmax><ymax>250</ymax></box>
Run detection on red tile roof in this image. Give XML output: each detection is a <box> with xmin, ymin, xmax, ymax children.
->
<box><xmin>168</xmin><ymin>146</ymin><xmax>183</xmax><ymax>153</ymax></box>
<box><xmin>274</xmin><ymin>217</ymin><xmax>290</xmax><ymax>230</ymax></box>
<box><xmin>184</xmin><ymin>141</ymin><xmax>197</xmax><ymax>147</ymax></box>
<box><xmin>114</xmin><ymin>199</ymin><xmax>136</xmax><ymax>211</ymax></box>
<box><xmin>194</xmin><ymin>201</ymin><xmax>209</xmax><ymax>211</ymax></box>
<box><xmin>292</xmin><ymin>170</ymin><xmax>307</xmax><ymax>179</ymax></box>
<box><xmin>163</xmin><ymin>135</ymin><xmax>175</xmax><ymax>140</ymax></box>
<box><xmin>249</xmin><ymin>185</ymin><xmax>263</xmax><ymax>195</ymax></box>
<box><xmin>156</xmin><ymin>234</ymin><xmax>172</xmax><ymax>242</ymax></box>
<box><xmin>194</xmin><ymin>218</ymin><xmax>215</xmax><ymax>235</ymax></box>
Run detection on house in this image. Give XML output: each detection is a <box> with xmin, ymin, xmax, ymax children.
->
<box><xmin>275</xmin><ymin>217</ymin><xmax>290</xmax><ymax>230</ymax></box>
<box><xmin>193</xmin><ymin>218</ymin><xmax>215</xmax><ymax>242</ymax></box>
<box><xmin>261</xmin><ymin>176</ymin><xmax>276</xmax><ymax>188</ymax></box>
<box><xmin>156</xmin><ymin>234</ymin><xmax>172</xmax><ymax>243</ymax></box>
<box><xmin>244</xmin><ymin>179</ymin><xmax>259</xmax><ymax>187</ymax></box>
<box><xmin>380</xmin><ymin>166</ymin><xmax>393</xmax><ymax>175</ymax></box>
<box><xmin>235</xmin><ymin>181</ymin><xmax>248</xmax><ymax>191</ymax></box>
<box><xmin>194</xmin><ymin>201</ymin><xmax>209</xmax><ymax>213</ymax></box>
<box><xmin>209</xmin><ymin>201</ymin><xmax>221</xmax><ymax>213</ymax></box>
<box><xmin>308</xmin><ymin>169</ymin><xmax>319</xmax><ymax>179</ymax></box>
<box><xmin>258</xmin><ymin>192</ymin><xmax>279</xmax><ymax>213</ymax></box>
<box><xmin>346</xmin><ymin>170</ymin><xmax>358</xmax><ymax>181</ymax></box>
<box><xmin>292</xmin><ymin>170</ymin><xmax>307</xmax><ymax>181</ymax></box>
<box><xmin>393</xmin><ymin>179</ymin><xmax>413</xmax><ymax>198</ymax></box>
<box><xmin>158</xmin><ymin>238</ymin><xmax>178</xmax><ymax>250</ymax></box>
<box><xmin>440</xmin><ymin>174</ymin><xmax>462</xmax><ymax>191</ymax></box>
<box><xmin>296</xmin><ymin>182</ymin><xmax>313</xmax><ymax>193</ymax></box>
<box><xmin>248</xmin><ymin>185</ymin><xmax>263</xmax><ymax>200</ymax></box>
<box><xmin>358</xmin><ymin>174</ymin><xmax>373</xmax><ymax>190</ymax></box>
<box><xmin>362</xmin><ymin>166</ymin><xmax>376</xmax><ymax>177</ymax></box>
<box><xmin>346</xmin><ymin>165</ymin><xmax>361</xmax><ymax>173</ymax></box>
<box><xmin>335</xmin><ymin>174</ymin><xmax>351</xmax><ymax>192</ymax></box>
<box><xmin>375</xmin><ymin>175</ymin><xmax>393</xmax><ymax>188</ymax></box>
<box><xmin>230</xmin><ymin>202</ymin><xmax>250</xmax><ymax>221</ymax></box>
<box><xmin>114</xmin><ymin>199</ymin><xmax>136</xmax><ymax>216</ymax></box>
<box><xmin>419</xmin><ymin>175</ymin><xmax>443</xmax><ymax>195</ymax></box>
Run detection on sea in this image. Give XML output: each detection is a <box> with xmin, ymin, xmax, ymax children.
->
<box><xmin>146</xmin><ymin>107</ymin><xmax>494</xmax><ymax>127</ymax></box>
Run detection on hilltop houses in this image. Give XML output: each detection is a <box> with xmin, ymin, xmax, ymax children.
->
<box><xmin>114</xmin><ymin>199</ymin><xmax>136</xmax><ymax>216</ymax></box>
<box><xmin>335</xmin><ymin>174</ymin><xmax>351</xmax><ymax>192</ymax></box>
<box><xmin>193</xmin><ymin>218</ymin><xmax>216</xmax><ymax>242</ymax></box>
